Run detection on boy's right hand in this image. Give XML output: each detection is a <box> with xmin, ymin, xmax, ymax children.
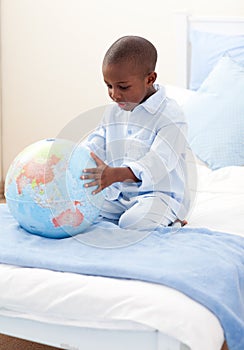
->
<box><xmin>80</xmin><ymin>152</ymin><xmax>139</xmax><ymax>195</ymax></box>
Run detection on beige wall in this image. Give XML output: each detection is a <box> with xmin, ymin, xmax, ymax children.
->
<box><xmin>1</xmin><ymin>0</ymin><xmax>244</xmax><ymax>181</ymax></box>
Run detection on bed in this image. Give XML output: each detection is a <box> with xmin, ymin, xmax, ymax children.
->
<box><xmin>0</xmin><ymin>13</ymin><xmax>244</xmax><ymax>350</ymax></box>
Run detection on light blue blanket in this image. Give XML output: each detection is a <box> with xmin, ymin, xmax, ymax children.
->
<box><xmin>0</xmin><ymin>204</ymin><xmax>244</xmax><ymax>350</ymax></box>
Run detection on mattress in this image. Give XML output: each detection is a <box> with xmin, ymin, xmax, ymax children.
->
<box><xmin>0</xmin><ymin>262</ymin><xmax>224</xmax><ymax>350</ymax></box>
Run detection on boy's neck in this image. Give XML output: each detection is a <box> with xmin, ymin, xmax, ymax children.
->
<box><xmin>140</xmin><ymin>85</ymin><xmax>157</xmax><ymax>104</ymax></box>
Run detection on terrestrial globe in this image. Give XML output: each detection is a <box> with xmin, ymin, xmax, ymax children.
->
<box><xmin>4</xmin><ymin>138</ymin><xmax>104</xmax><ymax>238</ymax></box>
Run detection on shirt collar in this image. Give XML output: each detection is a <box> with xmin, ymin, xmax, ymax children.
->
<box><xmin>135</xmin><ymin>84</ymin><xmax>166</xmax><ymax>114</ymax></box>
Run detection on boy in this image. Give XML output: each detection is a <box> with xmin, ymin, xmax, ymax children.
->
<box><xmin>81</xmin><ymin>36</ymin><xmax>189</xmax><ymax>230</ymax></box>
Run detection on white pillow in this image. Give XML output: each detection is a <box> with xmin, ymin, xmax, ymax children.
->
<box><xmin>165</xmin><ymin>85</ymin><xmax>196</xmax><ymax>106</ymax></box>
<box><xmin>183</xmin><ymin>56</ymin><xmax>244</xmax><ymax>170</ymax></box>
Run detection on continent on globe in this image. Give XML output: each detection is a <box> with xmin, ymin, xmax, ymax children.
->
<box><xmin>16</xmin><ymin>154</ymin><xmax>60</xmax><ymax>195</ymax></box>
<box><xmin>52</xmin><ymin>207</ymin><xmax>84</xmax><ymax>228</ymax></box>
<box><xmin>4</xmin><ymin>138</ymin><xmax>105</xmax><ymax>239</ymax></box>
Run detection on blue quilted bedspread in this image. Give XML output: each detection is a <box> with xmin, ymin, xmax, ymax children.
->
<box><xmin>0</xmin><ymin>204</ymin><xmax>244</xmax><ymax>350</ymax></box>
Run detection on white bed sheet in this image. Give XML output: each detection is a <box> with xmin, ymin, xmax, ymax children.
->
<box><xmin>187</xmin><ymin>164</ymin><xmax>244</xmax><ymax>236</ymax></box>
<box><xmin>0</xmin><ymin>263</ymin><xmax>224</xmax><ymax>350</ymax></box>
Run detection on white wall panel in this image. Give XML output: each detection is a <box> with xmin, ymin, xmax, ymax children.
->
<box><xmin>1</xmin><ymin>0</ymin><xmax>244</xmax><ymax>178</ymax></box>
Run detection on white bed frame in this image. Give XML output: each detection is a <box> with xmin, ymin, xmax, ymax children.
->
<box><xmin>0</xmin><ymin>314</ymin><xmax>188</xmax><ymax>350</ymax></box>
<box><xmin>175</xmin><ymin>12</ymin><xmax>244</xmax><ymax>88</ymax></box>
<box><xmin>1</xmin><ymin>12</ymin><xmax>244</xmax><ymax>350</ymax></box>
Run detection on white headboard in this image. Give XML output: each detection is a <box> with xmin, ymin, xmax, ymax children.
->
<box><xmin>174</xmin><ymin>12</ymin><xmax>244</xmax><ymax>88</ymax></box>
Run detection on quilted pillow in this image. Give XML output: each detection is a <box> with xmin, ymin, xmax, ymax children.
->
<box><xmin>183</xmin><ymin>56</ymin><xmax>244</xmax><ymax>170</ymax></box>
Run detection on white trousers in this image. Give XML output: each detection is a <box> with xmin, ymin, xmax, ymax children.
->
<box><xmin>100</xmin><ymin>194</ymin><xmax>177</xmax><ymax>231</ymax></box>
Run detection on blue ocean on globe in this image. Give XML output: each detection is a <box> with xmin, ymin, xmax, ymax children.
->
<box><xmin>4</xmin><ymin>138</ymin><xmax>105</xmax><ymax>238</ymax></box>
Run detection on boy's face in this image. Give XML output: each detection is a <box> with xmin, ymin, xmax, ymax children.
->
<box><xmin>102</xmin><ymin>62</ymin><xmax>156</xmax><ymax>111</ymax></box>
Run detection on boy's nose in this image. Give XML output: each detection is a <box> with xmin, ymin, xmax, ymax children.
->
<box><xmin>110</xmin><ymin>89</ymin><xmax>122</xmax><ymax>102</ymax></box>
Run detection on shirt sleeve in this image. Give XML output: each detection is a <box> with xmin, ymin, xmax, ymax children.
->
<box><xmin>82</xmin><ymin>104</ymin><xmax>117</xmax><ymax>161</ymax></box>
<box><xmin>82</xmin><ymin>124</ymin><xmax>106</xmax><ymax>161</ymax></box>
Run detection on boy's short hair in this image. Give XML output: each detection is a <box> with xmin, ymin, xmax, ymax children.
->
<box><xmin>103</xmin><ymin>36</ymin><xmax>157</xmax><ymax>75</ymax></box>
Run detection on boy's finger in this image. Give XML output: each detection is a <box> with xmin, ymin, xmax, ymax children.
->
<box><xmin>81</xmin><ymin>168</ymin><xmax>97</xmax><ymax>174</ymax></box>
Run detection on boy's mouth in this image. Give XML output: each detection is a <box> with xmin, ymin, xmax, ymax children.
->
<box><xmin>117</xmin><ymin>102</ymin><xmax>138</xmax><ymax>111</ymax></box>
<box><xmin>117</xmin><ymin>102</ymin><xmax>126</xmax><ymax>108</ymax></box>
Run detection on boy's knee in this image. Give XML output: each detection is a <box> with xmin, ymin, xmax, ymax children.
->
<box><xmin>118</xmin><ymin>213</ymin><xmax>165</xmax><ymax>231</ymax></box>
<box><xmin>118</xmin><ymin>196</ymin><xmax>176</xmax><ymax>230</ymax></box>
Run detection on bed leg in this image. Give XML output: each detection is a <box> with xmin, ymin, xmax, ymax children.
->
<box><xmin>221</xmin><ymin>341</ymin><xmax>229</xmax><ymax>350</ymax></box>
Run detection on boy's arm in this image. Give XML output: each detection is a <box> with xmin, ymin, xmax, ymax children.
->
<box><xmin>80</xmin><ymin>152</ymin><xmax>139</xmax><ymax>195</ymax></box>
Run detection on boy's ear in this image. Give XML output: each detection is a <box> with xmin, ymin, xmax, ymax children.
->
<box><xmin>147</xmin><ymin>71</ymin><xmax>157</xmax><ymax>85</ymax></box>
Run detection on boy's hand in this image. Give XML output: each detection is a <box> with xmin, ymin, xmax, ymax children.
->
<box><xmin>80</xmin><ymin>152</ymin><xmax>114</xmax><ymax>195</ymax></box>
<box><xmin>80</xmin><ymin>152</ymin><xmax>138</xmax><ymax>195</ymax></box>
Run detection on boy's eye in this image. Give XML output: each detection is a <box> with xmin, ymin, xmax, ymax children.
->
<box><xmin>119</xmin><ymin>86</ymin><xmax>130</xmax><ymax>90</ymax></box>
<box><xmin>105</xmin><ymin>83</ymin><xmax>130</xmax><ymax>90</ymax></box>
